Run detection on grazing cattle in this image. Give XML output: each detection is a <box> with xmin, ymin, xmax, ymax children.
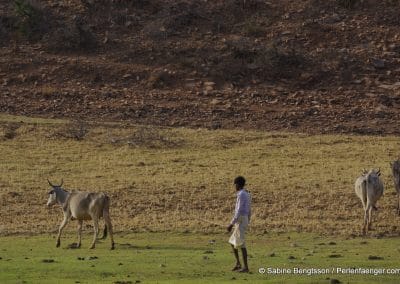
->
<box><xmin>46</xmin><ymin>180</ymin><xmax>115</xmax><ymax>250</ymax></box>
<box><xmin>390</xmin><ymin>159</ymin><xmax>400</xmax><ymax>215</ymax></box>
<box><xmin>354</xmin><ymin>169</ymin><xmax>384</xmax><ymax>235</ymax></box>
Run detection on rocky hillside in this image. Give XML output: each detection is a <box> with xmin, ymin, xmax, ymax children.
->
<box><xmin>1</xmin><ymin>0</ymin><xmax>400</xmax><ymax>134</ymax></box>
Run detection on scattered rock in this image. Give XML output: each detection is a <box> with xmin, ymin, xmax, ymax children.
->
<box><xmin>77</xmin><ymin>257</ymin><xmax>85</xmax><ymax>260</ymax></box>
<box><xmin>268</xmin><ymin>252</ymin><xmax>276</xmax><ymax>257</ymax></box>
<box><xmin>204</xmin><ymin>250</ymin><xmax>214</xmax><ymax>254</ymax></box>
<box><xmin>288</xmin><ymin>255</ymin><xmax>296</xmax><ymax>260</ymax></box>
<box><xmin>328</xmin><ymin>254</ymin><xmax>342</xmax><ymax>258</ymax></box>
<box><xmin>371</xmin><ymin>58</ymin><xmax>385</xmax><ymax>69</ymax></box>
<box><xmin>328</xmin><ymin>241</ymin><xmax>336</xmax><ymax>245</ymax></box>
<box><xmin>42</xmin><ymin>259</ymin><xmax>55</xmax><ymax>263</ymax></box>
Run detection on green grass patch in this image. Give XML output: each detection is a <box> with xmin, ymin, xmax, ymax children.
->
<box><xmin>1</xmin><ymin>232</ymin><xmax>400</xmax><ymax>283</ymax></box>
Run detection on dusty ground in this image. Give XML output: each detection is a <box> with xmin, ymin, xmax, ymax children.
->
<box><xmin>1</xmin><ymin>115</ymin><xmax>400</xmax><ymax>236</ymax></box>
<box><xmin>1</xmin><ymin>0</ymin><xmax>400</xmax><ymax>134</ymax></box>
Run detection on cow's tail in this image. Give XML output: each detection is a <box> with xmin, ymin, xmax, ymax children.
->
<box><xmin>101</xmin><ymin>195</ymin><xmax>110</xmax><ymax>240</ymax></box>
<box><xmin>361</xmin><ymin>179</ymin><xmax>368</xmax><ymax>206</ymax></box>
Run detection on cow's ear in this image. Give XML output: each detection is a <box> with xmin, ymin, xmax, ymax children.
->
<box><xmin>48</xmin><ymin>190</ymin><xmax>54</xmax><ymax>194</ymax></box>
<box><xmin>377</xmin><ymin>172</ymin><xmax>381</xmax><ymax>176</ymax></box>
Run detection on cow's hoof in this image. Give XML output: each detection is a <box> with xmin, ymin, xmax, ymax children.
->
<box><xmin>111</xmin><ymin>244</ymin><xmax>115</xmax><ymax>250</ymax></box>
<box><xmin>68</xmin><ymin>243</ymin><xmax>80</xmax><ymax>249</ymax></box>
<box><xmin>89</xmin><ymin>246</ymin><xmax>95</xmax><ymax>249</ymax></box>
<box><xmin>56</xmin><ymin>242</ymin><xmax>60</xmax><ymax>248</ymax></box>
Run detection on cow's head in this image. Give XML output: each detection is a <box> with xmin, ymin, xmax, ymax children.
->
<box><xmin>46</xmin><ymin>179</ymin><xmax>63</xmax><ymax>207</ymax></box>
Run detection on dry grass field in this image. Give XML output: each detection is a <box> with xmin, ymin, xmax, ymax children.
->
<box><xmin>1</xmin><ymin>114</ymin><xmax>400</xmax><ymax>237</ymax></box>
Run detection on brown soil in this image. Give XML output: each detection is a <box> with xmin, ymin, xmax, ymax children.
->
<box><xmin>1</xmin><ymin>0</ymin><xmax>400</xmax><ymax>134</ymax></box>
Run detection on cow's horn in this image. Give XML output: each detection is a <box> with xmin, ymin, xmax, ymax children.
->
<box><xmin>47</xmin><ymin>179</ymin><xmax>54</xmax><ymax>187</ymax></box>
<box><xmin>59</xmin><ymin>179</ymin><xmax>63</xmax><ymax>187</ymax></box>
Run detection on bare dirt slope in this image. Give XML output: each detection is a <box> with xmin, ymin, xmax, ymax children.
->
<box><xmin>1</xmin><ymin>0</ymin><xmax>400</xmax><ymax>134</ymax></box>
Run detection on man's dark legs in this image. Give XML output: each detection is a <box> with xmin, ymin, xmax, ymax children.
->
<box><xmin>231</xmin><ymin>244</ymin><xmax>241</xmax><ymax>270</ymax></box>
<box><xmin>239</xmin><ymin>247</ymin><xmax>249</xmax><ymax>272</ymax></box>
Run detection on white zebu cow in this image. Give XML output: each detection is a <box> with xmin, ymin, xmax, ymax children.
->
<box><xmin>46</xmin><ymin>180</ymin><xmax>115</xmax><ymax>250</ymax></box>
<box><xmin>354</xmin><ymin>169</ymin><xmax>384</xmax><ymax>235</ymax></box>
<box><xmin>390</xmin><ymin>159</ymin><xmax>400</xmax><ymax>215</ymax></box>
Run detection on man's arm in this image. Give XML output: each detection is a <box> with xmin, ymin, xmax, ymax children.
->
<box><xmin>230</xmin><ymin>194</ymin><xmax>243</xmax><ymax>225</ymax></box>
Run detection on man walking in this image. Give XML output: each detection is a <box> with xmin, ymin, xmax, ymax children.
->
<box><xmin>227</xmin><ymin>176</ymin><xmax>251</xmax><ymax>273</ymax></box>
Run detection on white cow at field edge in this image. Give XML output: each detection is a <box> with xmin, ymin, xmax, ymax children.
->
<box><xmin>46</xmin><ymin>179</ymin><xmax>115</xmax><ymax>250</ymax></box>
<box><xmin>355</xmin><ymin>169</ymin><xmax>384</xmax><ymax>235</ymax></box>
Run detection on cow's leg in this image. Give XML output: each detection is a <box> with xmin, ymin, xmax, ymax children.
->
<box><xmin>90</xmin><ymin>217</ymin><xmax>99</xmax><ymax>249</ymax></box>
<box><xmin>367</xmin><ymin>206</ymin><xmax>373</xmax><ymax>231</ymax></box>
<box><xmin>103</xmin><ymin>209</ymin><xmax>115</xmax><ymax>250</ymax></box>
<box><xmin>56</xmin><ymin>215</ymin><xmax>70</xmax><ymax>248</ymax></box>
<box><xmin>76</xmin><ymin>220</ymin><xmax>83</xmax><ymax>248</ymax></box>
<box><xmin>362</xmin><ymin>207</ymin><xmax>369</xmax><ymax>235</ymax></box>
<box><xmin>397</xmin><ymin>194</ymin><xmax>400</xmax><ymax>215</ymax></box>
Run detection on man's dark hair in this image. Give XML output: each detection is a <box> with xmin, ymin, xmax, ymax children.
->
<box><xmin>234</xmin><ymin>176</ymin><xmax>246</xmax><ymax>188</ymax></box>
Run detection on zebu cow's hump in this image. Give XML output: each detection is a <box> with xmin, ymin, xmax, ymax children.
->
<box><xmin>68</xmin><ymin>191</ymin><xmax>107</xmax><ymax>220</ymax></box>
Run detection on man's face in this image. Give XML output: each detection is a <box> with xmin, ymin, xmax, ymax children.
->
<box><xmin>234</xmin><ymin>183</ymin><xmax>241</xmax><ymax>191</ymax></box>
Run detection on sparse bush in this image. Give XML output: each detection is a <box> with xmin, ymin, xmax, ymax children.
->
<box><xmin>258</xmin><ymin>45</ymin><xmax>304</xmax><ymax>72</ymax></box>
<box><xmin>220</xmin><ymin>41</ymin><xmax>306</xmax><ymax>83</ymax></box>
<box><xmin>0</xmin><ymin>20</ymin><xmax>6</xmax><ymax>44</ymax></box>
<box><xmin>13</xmin><ymin>0</ymin><xmax>49</xmax><ymax>40</ymax></box>
<box><xmin>148</xmin><ymin>70</ymin><xmax>176</xmax><ymax>89</ymax></box>
<box><xmin>2</xmin><ymin>122</ymin><xmax>21</xmax><ymax>140</ymax></box>
<box><xmin>110</xmin><ymin>125</ymin><xmax>183</xmax><ymax>148</ymax></box>
<box><xmin>45</xmin><ymin>18</ymin><xmax>97</xmax><ymax>52</ymax></box>
<box><xmin>337</xmin><ymin>0</ymin><xmax>359</xmax><ymax>8</ymax></box>
<box><xmin>243</xmin><ymin>20</ymin><xmax>265</xmax><ymax>37</ymax></box>
<box><xmin>55</xmin><ymin>120</ymin><xmax>90</xmax><ymax>141</ymax></box>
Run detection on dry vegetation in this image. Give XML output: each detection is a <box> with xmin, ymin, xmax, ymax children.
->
<box><xmin>1</xmin><ymin>114</ymin><xmax>400</xmax><ymax>237</ymax></box>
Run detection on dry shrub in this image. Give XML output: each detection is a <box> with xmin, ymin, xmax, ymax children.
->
<box><xmin>1</xmin><ymin>122</ymin><xmax>22</xmax><ymax>140</ymax></box>
<box><xmin>216</xmin><ymin>41</ymin><xmax>307</xmax><ymax>83</ymax></box>
<box><xmin>243</xmin><ymin>20</ymin><xmax>265</xmax><ymax>37</ymax></box>
<box><xmin>148</xmin><ymin>70</ymin><xmax>176</xmax><ymax>89</ymax></box>
<box><xmin>53</xmin><ymin>120</ymin><xmax>90</xmax><ymax>141</ymax></box>
<box><xmin>110</xmin><ymin>125</ymin><xmax>183</xmax><ymax>148</ymax></box>
<box><xmin>13</xmin><ymin>0</ymin><xmax>50</xmax><ymax>41</ymax></box>
<box><xmin>0</xmin><ymin>16</ymin><xmax>14</xmax><ymax>45</ymax></box>
<box><xmin>45</xmin><ymin>18</ymin><xmax>97</xmax><ymax>52</ymax></box>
